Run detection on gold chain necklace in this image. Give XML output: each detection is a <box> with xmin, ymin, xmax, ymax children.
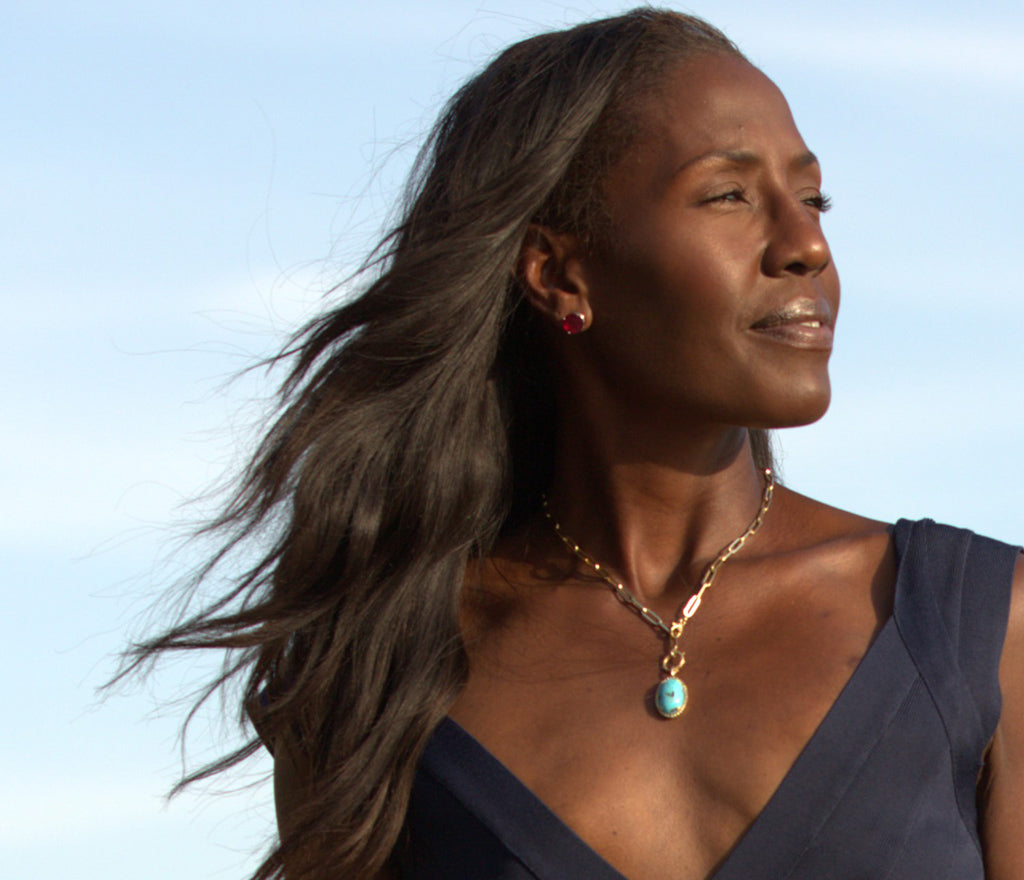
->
<box><xmin>541</xmin><ymin>468</ymin><xmax>774</xmax><ymax>719</ymax></box>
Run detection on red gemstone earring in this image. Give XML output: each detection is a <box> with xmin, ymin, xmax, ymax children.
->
<box><xmin>560</xmin><ymin>312</ymin><xmax>588</xmax><ymax>335</ymax></box>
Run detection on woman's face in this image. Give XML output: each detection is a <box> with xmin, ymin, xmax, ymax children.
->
<box><xmin>577</xmin><ymin>52</ymin><xmax>840</xmax><ymax>430</ymax></box>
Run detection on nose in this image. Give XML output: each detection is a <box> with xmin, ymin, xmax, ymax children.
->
<box><xmin>762</xmin><ymin>197</ymin><xmax>832</xmax><ymax>277</ymax></box>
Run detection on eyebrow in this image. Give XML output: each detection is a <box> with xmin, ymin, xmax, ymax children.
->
<box><xmin>673</xmin><ymin>148</ymin><xmax>820</xmax><ymax>176</ymax></box>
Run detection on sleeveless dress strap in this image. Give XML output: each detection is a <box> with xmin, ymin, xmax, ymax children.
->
<box><xmin>891</xmin><ymin>518</ymin><xmax>1018</xmax><ymax>835</ymax></box>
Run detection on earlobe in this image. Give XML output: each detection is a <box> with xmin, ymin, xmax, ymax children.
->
<box><xmin>518</xmin><ymin>224</ymin><xmax>592</xmax><ymax>331</ymax></box>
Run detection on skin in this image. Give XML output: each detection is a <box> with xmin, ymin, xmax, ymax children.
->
<box><xmin>278</xmin><ymin>52</ymin><xmax>1024</xmax><ymax>879</ymax></box>
<box><xmin>452</xmin><ymin>54</ymin><xmax>1024</xmax><ymax>879</ymax></box>
<box><xmin>981</xmin><ymin>571</ymin><xmax>1024</xmax><ymax>879</ymax></box>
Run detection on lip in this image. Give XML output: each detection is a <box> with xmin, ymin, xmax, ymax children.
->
<box><xmin>749</xmin><ymin>298</ymin><xmax>834</xmax><ymax>351</ymax></box>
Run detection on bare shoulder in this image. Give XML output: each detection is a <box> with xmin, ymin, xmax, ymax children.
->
<box><xmin>769</xmin><ymin>484</ymin><xmax>895</xmax><ymax>576</ymax></box>
<box><xmin>775</xmin><ymin>483</ymin><xmax>889</xmax><ymax>536</ymax></box>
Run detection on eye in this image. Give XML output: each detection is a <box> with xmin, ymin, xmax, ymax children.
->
<box><xmin>803</xmin><ymin>192</ymin><xmax>832</xmax><ymax>212</ymax></box>
<box><xmin>702</xmin><ymin>188</ymin><xmax>747</xmax><ymax>205</ymax></box>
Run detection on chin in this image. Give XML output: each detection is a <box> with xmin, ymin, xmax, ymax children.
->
<box><xmin>752</xmin><ymin>384</ymin><xmax>832</xmax><ymax>430</ymax></box>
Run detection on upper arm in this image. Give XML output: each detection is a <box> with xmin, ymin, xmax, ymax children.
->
<box><xmin>981</xmin><ymin>553</ymin><xmax>1024</xmax><ymax>879</ymax></box>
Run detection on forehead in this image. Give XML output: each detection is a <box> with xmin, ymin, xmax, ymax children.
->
<box><xmin>624</xmin><ymin>53</ymin><xmax>809</xmax><ymax>174</ymax></box>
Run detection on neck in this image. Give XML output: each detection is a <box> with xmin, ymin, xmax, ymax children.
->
<box><xmin>544</xmin><ymin>402</ymin><xmax>770</xmax><ymax>604</ymax></box>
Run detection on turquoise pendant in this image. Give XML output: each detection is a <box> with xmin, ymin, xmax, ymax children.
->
<box><xmin>655</xmin><ymin>677</ymin><xmax>687</xmax><ymax>718</ymax></box>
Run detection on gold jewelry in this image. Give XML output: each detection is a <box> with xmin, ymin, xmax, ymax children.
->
<box><xmin>541</xmin><ymin>468</ymin><xmax>774</xmax><ymax>719</ymax></box>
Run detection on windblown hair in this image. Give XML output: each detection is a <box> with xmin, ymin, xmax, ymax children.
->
<box><xmin>129</xmin><ymin>9</ymin><xmax>765</xmax><ymax>879</ymax></box>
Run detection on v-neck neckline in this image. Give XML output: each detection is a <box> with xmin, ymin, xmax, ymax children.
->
<box><xmin>422</xmin><ymin>520</ymin><xmax>919</xmax><ymax>880</ymax></box>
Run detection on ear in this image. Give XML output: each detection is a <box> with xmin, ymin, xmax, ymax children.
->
<box><xmin>518</xmin><ymin>224</ymin><xmax>592</xmax><ymax>331</ymax></box>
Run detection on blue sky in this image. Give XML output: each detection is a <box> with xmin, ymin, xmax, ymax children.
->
<box><xmin>5</xmin><ymin>2</ymin><xmax>1023</xmax><ymax>877</ymax></box>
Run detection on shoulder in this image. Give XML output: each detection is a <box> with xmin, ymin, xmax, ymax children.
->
<box><xmin>771</xmin><ymin>485</ymin><xmax>889</xmax><ymax>547</ymax></box>
<box><xmin>764</xmin><ymin>490</ymin><xmax>1023</xmax><ymax>632</ymax></box>
<box><xmin>774</xmin><ymin>487</ymin><xmax>1020</xmax><ymax>594</ymax></box>
<box><xmin>767</xmin><ymin>485</ymin><xmax>894</xmax><ymax>580</ymax></box>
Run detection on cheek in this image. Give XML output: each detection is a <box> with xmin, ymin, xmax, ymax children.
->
<box><xmin>591</xmin><ymin>231</ymin><xmax>749</xmax><ymax>330</ymax></box>
<box><xmin>586</xmin><ymin>253</ymin><xmax>751</xmax><ymax>391</ymax></box>
<box><xmin>578</xmin><ymin>219</ymin><xmax>768</xmax><ymax>405</ymax></box>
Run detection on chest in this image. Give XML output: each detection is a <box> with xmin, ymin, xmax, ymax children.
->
<box><xmin>450</xmin><ymin>565</ymin><xmax>892</xmax><ymax>880</ymax></box>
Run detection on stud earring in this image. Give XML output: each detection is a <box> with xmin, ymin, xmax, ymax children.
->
<box><xmin>560</xmin><ymin>312</ymin><xmax>588</xmax><ymax>335</ymax></box>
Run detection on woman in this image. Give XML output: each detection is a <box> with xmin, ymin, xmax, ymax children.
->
<box><xmin>136</xmin><ymin>8</ymin><xmax>1024</xmax><ymax>879</ymax></box>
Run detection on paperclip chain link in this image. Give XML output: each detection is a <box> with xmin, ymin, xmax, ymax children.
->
<box><xmin>542</xmin><ymin>468</ymin><xmax>775</xmax><ymax>681</ymax></box>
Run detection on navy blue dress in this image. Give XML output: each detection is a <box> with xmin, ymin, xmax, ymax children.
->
<box><xmin>399</xmin><ymin>520</ymin><xmax>1019</xmax><ymax>879</ymax></box>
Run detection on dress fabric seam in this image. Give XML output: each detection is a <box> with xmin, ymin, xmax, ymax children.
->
<box><xmin>893</xmin><ymin>526</ymin><xmax>986</xmax><ymax>862</ymax></box>
<box><xmin>876</xmin><ymin>686</ymin><xmax>957</xmax><ymax>880</ymax></box>
<box><xmin>899</xmin><ymin>641</ymin><xmax>985</xmax><ymax>862</ymax></box>
<box><xmin>779</xmin><ymin>673</ymin><xmax>921</xmax><ymax>880</ymax></box>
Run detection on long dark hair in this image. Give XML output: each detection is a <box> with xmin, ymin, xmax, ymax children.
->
<box><xmin>127</xmin><ymin>9</ymin><xmax>764</xmax><ymax>879</ymax></box>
